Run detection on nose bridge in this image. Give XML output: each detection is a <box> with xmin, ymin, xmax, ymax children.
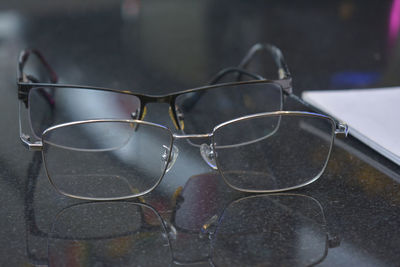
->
<box><xmin>172</xmin><ymin>132</ymin><xmax>217</xmax><ymax>170</ymax></box>
<box><xmin>141</xmin><ymin>95</ymin><xmax>183</xmax><ymax>130</ymax></box>
<box><xmin>172</xmin><ymin>133</ymin><xmax>212</xmax><ymax>139</ymax></box>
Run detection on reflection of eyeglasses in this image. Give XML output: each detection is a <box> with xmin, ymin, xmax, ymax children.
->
<box><xmin>48</xmin><ymin>201</ymin><xmax>173</xmax><ymax>267</ymax></box>
<box><xmin>47</xmin><ymin>195</ymin><xmax>332</xmax><ymax>267</ymax></box>
<box><xmin>172</xmin><ymin>189</ymin><xmax>338</xmax><ymax>266</ymax></box>
<box><xmin>17</xmin><ymin>44</ymin><xmax>347</xmax><ymax>200</ymax></box>
<box><xmin>206</xmin><ymin>194</ymin><xmax>331</xmax><ymax>266</ymax></box>
<box><xmin>22</xmin><ymin>151</ymin><xmax>175</xmax><ymax>266</ymax></box>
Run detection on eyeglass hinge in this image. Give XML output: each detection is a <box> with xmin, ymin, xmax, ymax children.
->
<box><xmin>17</xmin><ymin>83</ymin><xmax>31</xmax><ymax>107</ymax></box>
<box><xmin>18</xmin><ymin>82</ymin><xmax>30</xmax><ymax>94</ymax></box>
<box><xmin>335</xmin><ymin>122</ymin><xmax>349</xmax><ymax>137</ymax></box>
<box><xmin>20</xmin><ymin>134</ymin><xmax>43</xmax><ymax>151</ymax></box>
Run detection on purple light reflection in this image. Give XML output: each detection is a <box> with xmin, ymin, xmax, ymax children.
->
<box><xmin>389</xmin><ymin>0</ymin><xmax>400</xmax><ymax>46</ymax></box>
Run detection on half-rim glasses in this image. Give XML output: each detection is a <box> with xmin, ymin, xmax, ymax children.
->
<box><xmin>17</xmin><ymin>44</ymin><xmax>347</xmax><ymax>200</ymax></box>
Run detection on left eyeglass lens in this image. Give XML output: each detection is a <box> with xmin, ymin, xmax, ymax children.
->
<box><xmin>42</xmin><ymin>120</ymin><xmax>173</xmax><ymax>199</ymax></box>
<box><xmin>213</xmin><ymin>113</ymin><xmax>335</xmax><ymax>192</ymax></box>
<box><xmin>28</xmin><ymin>87</ymin><xmax>141</xmax><ymax>138</ymax></box>
<box><xmin>175</xmin><ymin>82</ymin><xmax>282</xmax><ymax>140</ymax></box>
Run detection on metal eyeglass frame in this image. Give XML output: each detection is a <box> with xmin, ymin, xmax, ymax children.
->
<box><xmin>17</xmin><ymin>44</ymin><xmax>348</xmax><ymax>200</ymax></box>
<box><xmin>17</xmin><ymin>45</ymin><xmax>292</xmax><ymax>151</ymax></box>
<box><xmin>38</xmin><ymin>110</ymin><xmax>344</xmax><ymax>201</ymax></box>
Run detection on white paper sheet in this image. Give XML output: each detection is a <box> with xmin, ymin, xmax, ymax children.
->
<box><xmin>302</xmin><ymin>87</ymin><xmax>400</xmax><ymax>165</ymax></box>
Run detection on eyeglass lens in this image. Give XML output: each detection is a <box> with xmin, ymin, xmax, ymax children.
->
<box><xmin>175</xmin><ymin>82</ymin><xmax>283</xmax><ymax>142</ymax></box>
<box><xmin>29</xmin><ymin>87</ymin><xmax>141</xmax><ymax>138</ymax></box>
<box><xmin>42</xmin><ymin>121</ymin><xmax>173</xmax><ymax>199</ymax></box>
<box><xmin>213</xmin><ymin>113</ymin><xmax>334</xmax><ymax>191</ymax></box>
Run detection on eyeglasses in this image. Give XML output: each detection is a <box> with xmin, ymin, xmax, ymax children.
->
<box><xmin>17</xmin><ymin>44</ymin><xmax>348</xmax><ymax>200</ymax></box>
<box><xmin>17</xmin><ymin>46</ymin><xmax>291</xmax><ymax>147</ymax></box>
<box><xmin>32</xmin><ymin>111</ymin><xmax>346</xmax><ymax>200</ymax></box>
<box><xmin>47</xmin><ymin>194</ymin><xmax>331</xmax><ymax>266</ymax></box>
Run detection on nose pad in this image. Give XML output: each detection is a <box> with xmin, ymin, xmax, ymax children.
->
<box><xmin>161</xmin><ymin>145</ymin><xmax>179</xmax><ymax>173</ymax></box>
<box><xmin>199</xmin><ymin>214</ymin><xmax>219</xmax><ymax>239</ymax></box>
<box><xmin>130</xmin><ymin>108</ymin><xmax>139</xmax><ymax>120</ymax></box>
<box><xmin>200</xmin><ymin>143</ymin><xmax>217</xmax><ymax>170</ymax></box>
<box><xmin>131</xmin><ymin>109</ymin><xmax>139</xmax><ymax>120</ymax></box>
<box><xmin>130</xmin><ymin>108</ymin><xmax>140</xmax><ymax>131</ymax></box>
<box><xmin>162</xmin><ymin>220</ymin><xmax>177</xmax><ymax>240</ymax></box>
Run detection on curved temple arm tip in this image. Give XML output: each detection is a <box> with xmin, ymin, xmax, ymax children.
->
<box><xmin>18</xmin><ymin>48</ymin><xmax>58</xmax><ymax>83</ymax></box>
<box><xmin>239</xmin><ymin>43</ymin><xmax>292</xmax><ymax>80</ymax></box>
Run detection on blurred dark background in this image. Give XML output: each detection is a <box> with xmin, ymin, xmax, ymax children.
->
<box><xmin>1</xmin><ymin>0</ymin><xmax>399</xmax><ymax>94</ymax></box>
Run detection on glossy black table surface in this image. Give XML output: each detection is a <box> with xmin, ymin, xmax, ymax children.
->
<box><xmin>1</xmin><ymin>1</ymin><xmax>400</xmax><ymax>266</ymax></box>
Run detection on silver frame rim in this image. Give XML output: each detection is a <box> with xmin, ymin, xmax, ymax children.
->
<box><xmin>38</xmin><ymin>111</ymin><xmax>338</xmax><ymax>200</ymax></box>
<box><xmin>176</xmin><ymin>80</ymin><xmax>284</xmax><ymax>139</ymax></box>
<box><xmin>211</xmin><ymin>111</ymin><xmax>336</xmax><ymax>193</ymax></box>
<box><xmin>41</xmin><ymin>119</ymin><xmax>174</xmax><ymax>201</ymax></box>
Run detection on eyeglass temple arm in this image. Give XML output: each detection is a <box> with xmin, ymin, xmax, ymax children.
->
<box><xmin>17</xmin><ymin>49</ymin><xmax>58</xmax><ymax>108</ymax></box>
<box><xmin>208</xmin><ymin>67</ymin><xmax>264</xmax><ymax>85</ymax></box>
<box><xmin>238</xmin><ymin>43</ymin><xmax>292</xmax><ymax>80</ymax></box>
<box><xmin>179</xmin><ymin>44</ymin><xmax>290</xmax><ymax>112</ymax></box>
<box><xmin>211</xmin><ymin>43</ymin><xmax>293</xmax><ymax>94</ymax></box>
<box><xmin>18</xmin><ymin>49</ymin><xmax>58</xmax><ymax>83</ymax></box>
<box><xmin>235</xmin><ymin>44</ymin><xmax>347</xmax><ymax>135</ymax></box>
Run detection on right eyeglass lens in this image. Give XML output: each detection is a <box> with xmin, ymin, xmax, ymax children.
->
<box><xmin>213</xmin><ymin>113</ymin><xmax>334</xmax><ymax>191</ymax></box>
<box><xmin>42</xmin><ymin>120</ymin><xmax>173</xmax><ymax>200</ymax></box>
<box><xmin>175</xmin><ymin>82</ymin><xmax>282</xmax><ymax>141</ymax></box>
<box><xmin>29</xmin><ymin>87</ymin><xmax>141</xmax><ymax>139</ymax></box>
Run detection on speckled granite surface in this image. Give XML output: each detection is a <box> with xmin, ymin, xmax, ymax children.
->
<box><xmin>1</xmin><ymin>1</ymin><xmax>400</xmax><ymax>266</ymax></box>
